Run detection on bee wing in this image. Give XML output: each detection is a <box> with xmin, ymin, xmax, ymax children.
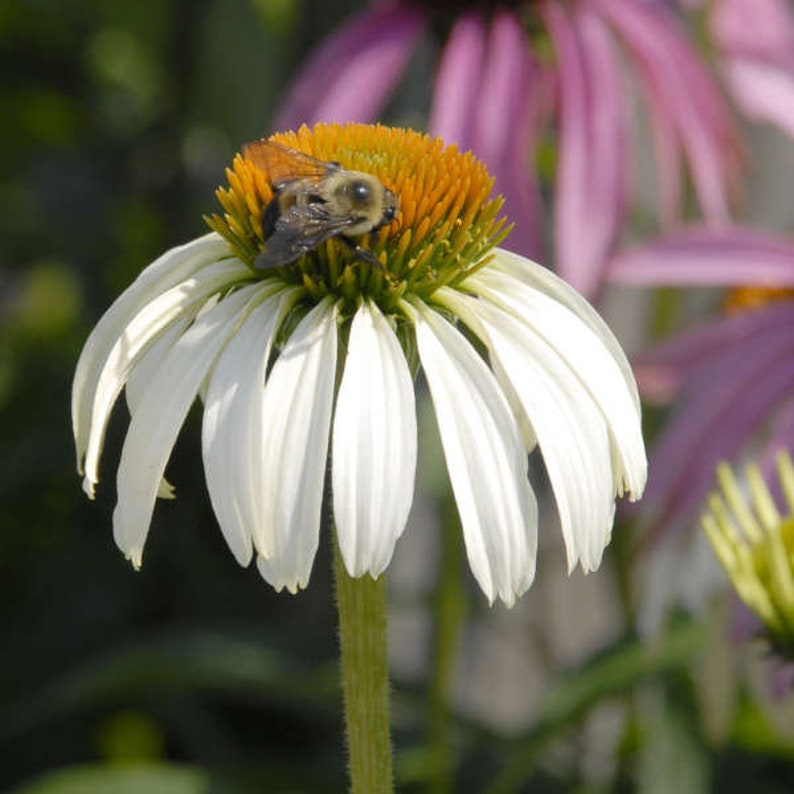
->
<box><xmin>242</xmin><ymin>140</ymin><xmax>335</xmax><ymax>187</ymax></box>
<box><xmin>255</xmin><ymin>204</ymin><xmax>357</xmax><ymax>270</ymax></box>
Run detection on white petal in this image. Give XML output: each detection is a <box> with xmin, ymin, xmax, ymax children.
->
<box><xmin>127</xmin><ymin>311</ymin><xmax>224</xmax><ymax>502</ymax></box>
<box><xmin>202</xmin><ymin>286</ymin><xmax>299</xmax><ymax>566</ymax></box>
<box><xmin>72</xmin><ymin>234</ymin><xmax>230</xmax><ymax>470</ymax></box>
<box><xmin>80</xmin><ymin>258</ymin><xmax>251</xmax><ymax>497</ymax></box>
<box><xmin>124</xmin><ymin>318</ymin><xmax>191</xmax><ymax>502</ymax></box>
<box><xmin>112</xmin><ymin>284</ymin><xmax>263</xmax><ymax>568</ymax></box>
<box><xmin>126</xmin><ymin>317</ymin><xmax>192</xmax><ymax>414</ymax></box>
<box><xmin>126</xmin><ymin>293</ymin><xmax>225</xmax><ymax>417</ymax></box>
<box><xmin>404</xmin><ymin>299</ymin><xmax>537</xmax><ymax>606</ymax></box>
<box><xmin>467</xmin><ymin>255</ymin><xmax>647</xmax><ymax>499</ymax></box>
<box><xmin>438</xmin><ymin>288</ymin><xmax>615</xmax><ymax>573</ymax></box>
<box><xmin>486</xmin><ymin>248</ymin><xmax>640</xmax><ymax>408</ymax></box>
<box><xmin>332</xmin><ymin>301</ymin><xmax>417</xmax><ymax>578</ymax></box>
<box><xmin>255</xmin><ymin>299</ymin><xmax>338</xmax><ymax>592</ymax></box>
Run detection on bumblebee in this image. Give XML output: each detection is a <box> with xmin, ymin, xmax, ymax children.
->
<box><xmin>242</xmin><ymin>140</ymin><xmax>398</xmax><ymax>270</ymax></box>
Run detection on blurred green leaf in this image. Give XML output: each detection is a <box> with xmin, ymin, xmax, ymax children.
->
<box><xmin>11</xmin><ymin>763</ymin><xmax>208</xmax><ymax>794</ymax></box>
<box><xmin>0</xmin><ymin>629</ymin><xmax>338</xmax><ymax>743</ymax></box>
<box><xmin>87</xmin><ymin>28</ymin><xmax>161</xmax><ymax>103</ymax></box>
<box><xmin>732</xmin><ymin>695</ymin><xmax>794</xmax><ymax>759</ymax></box>
<box><xmin>96</xmin><ymin>710</ymin><xmax>166</xmax><ymax>763</ymax></box>
<box><xmin>12</xmin><ymin>88</ymin><xmax>81</xmax><ymax>147</ymax></box>
<box><xmin>636</xmin><ymin>688</ymin><xmax>710</xmax><ymax>794</ymax></box>
<box><xmin>13</xmin><ymin>263</ymin><xmax>83</xmax><ymax>339</ymax></box>
<box><xmin>251</xmin><ymin>0</ymin><xmax>301</xmax><ymax>34</ymax></box>
<box><xmin>85</xmin><ymin>27</ymin><xmax>163</xmax><ymax>135</ymax></box>
<box><xmin>486</xmin><ymin>620</ymin><xmax>708</xmax><ymax>794</ymax></box>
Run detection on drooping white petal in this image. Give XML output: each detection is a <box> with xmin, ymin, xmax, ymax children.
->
<box><xmin>404</xmin><ymin>298</ymin><xmax>537</xmax><ymax>606</ymax></box>
<box><xmin>126</xmin><ymin>317</ymin><xmax>192</xmax><ymax>414</ymax></box>
<box><xmin>485</xmin><ymin>248</ymin><xmax>640</xmax><ymax>407</ymax></box>
<box><xmin>332</xmin><ymin>301</ymin><xmax>417</xmax><ymax>578</ymax></box>
<box><xmin>438</xmin><ymin>288</ymin><xmax>615</xmax><ymax>573</ymax></box>
<box><xmin>126</xmin><ymin>296</ymin><xmax>224</xmax><ymax>502</ymax></box>
<box><xmin>255</xmin><ymin>299</ymin><xmax>338</xmax><ymax>592</ymax></box>
<box><xmin>125</xmin><ymin>317</ymin><xmax>192</xmax><ymax>501</ymax></box>
<box><xmin>80</xmin><ymin>258</ymin><xmax>252</xmax><ymax>497</ymax></box>
<box><xmin>202</xmin><ymin>286</ymin><xmax>299</xmax><ymax>566</ymax></box>
<box><xmin>72</xmin><ymin>233</ymin><xmax>231</xmax><ymax>469</ymax></box>
<box><xmin>112</xmin><ymin>284</ymin><xmax>263</xmax><ymax>568</ymax></box>
<box><xmin>468</xmin><ymin>253</ymin><xmax>647</xmax><ymax>499</ymax></box>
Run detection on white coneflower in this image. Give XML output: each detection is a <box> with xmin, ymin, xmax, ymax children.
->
<box><xmin>72</xmin><ymin>122</ymin><xmax>647</xmax><ymax>607</ymax></box>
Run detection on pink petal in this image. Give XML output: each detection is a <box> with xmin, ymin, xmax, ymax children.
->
<box><xmin>429</xmin><ymin>12</ymin><xmax>488</xmax><ymax>151</ymax></box>
<box><xmin>711</xmin><ymin>0</ymin><xmax>794</xmax><ymax>137</ymax></box>
<box><xmin>471</xmin><ymin>11</ymin><xmax>543</xmax><ymax>259</ymax></box>
<box><xmin>633</xmin><ymin>302</ymin><xmax>794</xmax><ymax>401</ymax></box>
<box><xmin>766</xmin><ymin>400</ymin><xmax>794</xmax><ymax>459</ymax></box>
<box><xmin>643</xmin><ymin>335</ymin><xmax>794</xmax><ymax>540</ymax></box>
<box><xmin>543</xmin><ymin>2</ymin><xmax>627</xmax><ymax>297</ymax></box>
<box><xmin>722</xmin><ymin>60</ymin><xmax>794</xmax><ymax>138</ymax></box>
<box><xmin>430</xmin><ymin>11</ymin><xmax>543</xmax><ymax>260</ymax></box>
<box><xmin>769</xmin><ymin>663</ymin><xmax>794</xmax><ymax>701</ymax></box>
<box><xmin>758</xmin><ymin>400</ymin><xmax>794</xmax><ymax>502</ymax></box>
<box><xmin>609</xmin><ymin>227</ymin><xmax>794</xmax><ymax>287</ymax></box>
<box><xmin>274</xmin><ymin>4</ymin><xmax>424</xmax><ymax>131</ymax></box>
<box><xmin>596</xmin><ymin>0</ymin><xmax>742</xmax><ymax>224</ymax></box>
<box><xmin>712</xmin><ymin>0</ymin><xmax>794</xmax><ymax>60</ymax></box>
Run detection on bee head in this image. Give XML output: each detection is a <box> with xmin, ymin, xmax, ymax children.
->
<box><xmin>336</xmin><ymin>176</ymin><xmax>378</xmax><ymax>209</ymax></box>
<box><xmin>331</xmin><ymin>172</ymin><xmax>398</xmax><ymax>232</ymax></box>
<box><xmin>380</xmin><ymin>188</ymin><xmax>398</xmax><ymax>226</ymax></box>
<box><xmin>348</xmin><ymin>179</ymin><xmax>373</xmax><ymax>203</ymax></box>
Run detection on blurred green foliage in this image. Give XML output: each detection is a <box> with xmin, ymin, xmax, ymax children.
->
<box><xmin>2</xmin><ymin>1</ymin><xmax>794</xmax><ymax>792</ymax></box>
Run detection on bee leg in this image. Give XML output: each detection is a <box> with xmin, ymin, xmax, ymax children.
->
<box><xmin>339</xmin><ymin>236</ymin><xmax>385</xmax><ymax>270</ymax></box>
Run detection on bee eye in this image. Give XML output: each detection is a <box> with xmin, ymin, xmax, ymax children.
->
<box><xmin>350</xmin><ymin>181</ymin><xmax>371</xmax><ymax>202</ymax></box>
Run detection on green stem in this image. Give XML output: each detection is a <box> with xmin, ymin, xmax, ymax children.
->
<box><xmin>333</xmin><ymin>538</ymin><xmax>393</xmax><ymax>794</ymax></box>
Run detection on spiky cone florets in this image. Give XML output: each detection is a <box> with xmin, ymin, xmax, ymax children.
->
<box><xmin>204</xmin><ymin>124</ymin><xmax>510</xmax><ymax>314</ymax></box>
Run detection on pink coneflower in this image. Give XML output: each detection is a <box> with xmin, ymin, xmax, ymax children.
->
<box><xmin>274</xmin><ymin>0</ymin><xmax>743</xmax><ymax>298</ymax></box>
<box><xmin>611</xmin><ymin>228</ymin><xmax>794</xmax><ymax>538</ymax></box>
<box><xmin>608</xmin><ymin>228</ymin><xmax>794</xmax><ymax>629</ymax></box>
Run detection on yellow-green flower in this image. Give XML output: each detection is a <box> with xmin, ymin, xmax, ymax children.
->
<box><xmin>72</xmin><ymin>123</ymin><xmax>646</xmax><ymax>605</ymax></box>
<box><xmin>702</xmin><ymin>451</ymin><xmax>794</xmax><ymax>650</ymax></box>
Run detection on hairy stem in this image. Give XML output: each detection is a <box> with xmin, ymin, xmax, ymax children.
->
<box><xmin>334</xmin><ymin>538</ymin><xmax>393</xmax><ymax>793</ymax></box>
